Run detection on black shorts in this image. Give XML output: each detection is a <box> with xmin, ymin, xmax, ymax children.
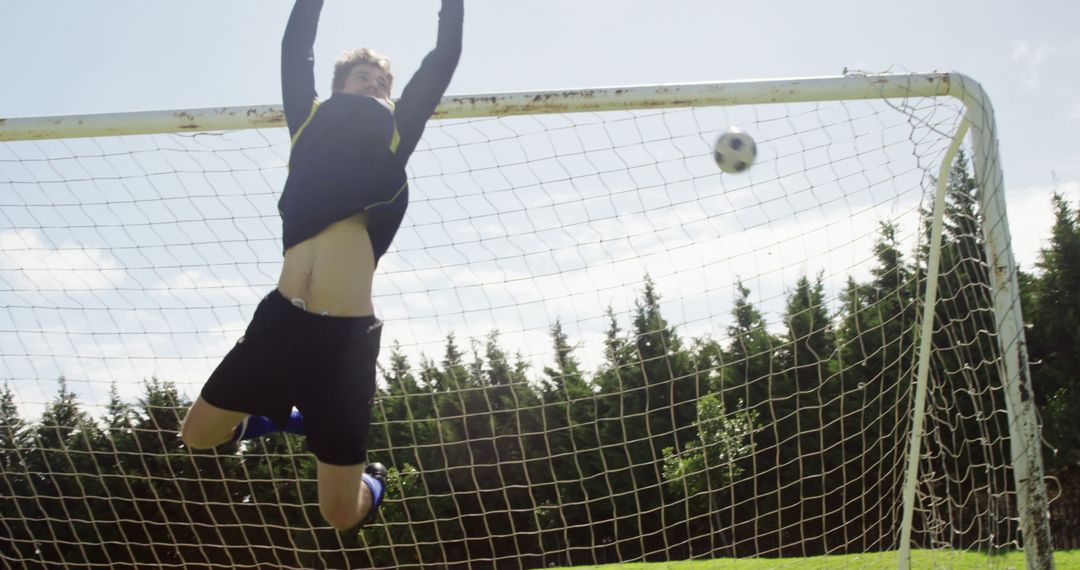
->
<box><xmin>200</xmin><ymin>289</ymin><xmax>382</xmax><ymax>466</ymax></box>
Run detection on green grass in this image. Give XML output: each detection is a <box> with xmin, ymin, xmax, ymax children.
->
<box><xmin>550</xmin><ymin>549</ymin><xmax>1080</xmax><ymax>569</ymax></box>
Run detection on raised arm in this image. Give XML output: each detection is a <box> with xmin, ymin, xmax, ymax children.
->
<box><xmin>281</xmin><ymin>0</ymin><xmax>323</xmax><ymax>137</ymax></box>
<box><xmin>393</xmin><ymin>0</ymin><xmax>464</xmax><ymax>164</ymax></box>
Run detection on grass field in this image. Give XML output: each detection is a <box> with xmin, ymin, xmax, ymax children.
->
<box><xmin>551</xmin><ymin>549</ymin><xmax>1080</xmax><ymax>569</ymax></box>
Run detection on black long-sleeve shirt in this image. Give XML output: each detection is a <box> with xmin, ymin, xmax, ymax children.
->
<box><xmin>277</xmin><ymin>0</ymin><xmax>463</xmax><ymax>261</ymax></box>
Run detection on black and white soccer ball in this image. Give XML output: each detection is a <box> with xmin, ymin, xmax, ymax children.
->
<box><xmin>713</xmin><ymin>127</ymin><xmax>757</xmax><ymax>174</ymax></box>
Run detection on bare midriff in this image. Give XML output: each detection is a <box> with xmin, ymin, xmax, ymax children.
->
<box><xmin>277</xmin><ymin>213</ymin><xmax>376</xmax><ymax>317</ymax></box>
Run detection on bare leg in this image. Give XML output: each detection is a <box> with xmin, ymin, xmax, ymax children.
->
<box><xmin>317</xmin><ymin>461</ymin><xmax>373</xmax><ymax>532</ymax></box>
<box><xmin>180</xmin><ymin>396</ymin><xmax>249</xmax><ymax>449</ymax></box>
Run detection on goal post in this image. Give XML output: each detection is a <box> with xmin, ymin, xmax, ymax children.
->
<box><xmin>0</xmin><ymin>72</ymin><xmax>1054</xmax><ymax>569</ymax></box>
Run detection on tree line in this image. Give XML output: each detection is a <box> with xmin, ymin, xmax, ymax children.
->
<box><xmin>1</xmin><ymin>151</ymin><xmax>1077</xmax><ymax>569</ymax></box>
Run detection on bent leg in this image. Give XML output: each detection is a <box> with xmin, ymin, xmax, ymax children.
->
<box><xmin>317</xmin><ymin>461</ymin><xmax>371</xmax><ymax>532</ymax></box>
<box><xmin>180</xmin><ymin>396</ymin><xmax>248</xmax><ymax>450</ymax></box>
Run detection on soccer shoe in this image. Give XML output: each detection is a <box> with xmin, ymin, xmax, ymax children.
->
<box><xmin>230</xmin><ymin>415</ymin><xmax>279</xmax><ymax>442</ymax></box>
<box><xmin>356</xmin><ymin>462</ymin><xmax>388</xmax><ymax>529</ymax></box>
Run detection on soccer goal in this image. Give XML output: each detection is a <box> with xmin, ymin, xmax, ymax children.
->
<box><xmin>0</xmin><ymin>72</ymin><xmax>1054</xmax><ymax>569</ymax></box>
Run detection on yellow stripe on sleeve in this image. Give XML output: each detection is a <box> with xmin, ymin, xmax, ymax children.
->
<box><xmin>290</xmin><ymin>100</ymin><xmax>321</xmax><ymax>147</ymax></box>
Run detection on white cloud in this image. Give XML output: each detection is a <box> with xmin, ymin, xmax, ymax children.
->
<box><xmin>0</xmin><ymin>229</ymin><xmax>126</xmax><ymax>292</ymax></box>
<box><xmin>1011</xmin><ymin>40</ymin><xmax>1052</xmax><ymax>88</ymax></box>
<box><xmin>1070</xmin><ymin>103</ymin><xmax>1080</xmax><ymax>120</ymax></box>
<box><xmin>157</xmin><ymin>269</ymin><xmax>264</xmax><ymax>310</ymax></box>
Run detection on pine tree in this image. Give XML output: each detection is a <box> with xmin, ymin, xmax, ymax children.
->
<box><xmin>25</xmin><ymin>377</ymin><xmax>104</xmax><ymax>565</ymax></box>
<box><xmin>537</xmin><ymin>320</ymin><xmax>603</xmax><ymax>566</ymax></box>
<box><xmin>0</xmin><ymin>382</ymin><xmax>34</xmax><ymax>562</ymax></box>
<box><xmin>629</xmin><ymin>277</ymin><xmax>703</xmax><ymax>559</ymax></box>
<box><xmin>836</xmin><ymin>222</ymin><xmax>918</xmax><ymax>552</ymax></box>
<box><xmin>1029</xmin><ymin>192</ymin><xmax>1080</xmax><ymax>468</ymax></box>
<box><xmin>588</xmin><ymin>304</ymin><xmax>646</xmax><ymax>561</ymax></box>
<box><xmin>720</xmin><ymin>280</ymin><xmax>781</xmax><ymax>411</ymax></box>
<box><xmin>776</xmin><ymin>272</ymin><xmax>839</xmax><ymax>555</ymax></box>
<box><xmin>367</xmin><ymin>341</ymin><xmax>442</xmax><ymax>566</ymax></box>
<box><xmin>719</xmin><ymin>280</ymin><xmax>785</xmax><ymax>556</ymax></box>
<box><xmin>632</xmin><ymin>276</ymin><xmax>700</xmax><ymax>456</ymax></box>
<box><xmin>0</xmin><ymin>382</ymin><xmax>28</xmax><ymax>470</ymax></box>
<box><xmin>479</xmin><ymin>330</ymin><xmax>542</xmax><ymax>562</ymax></box>
<box><xmin>919</xmin><ymin>149</ymin><xmax>1011</xmax><ymax>549</ymax></box>
<box><xmin>419</xmin><ymin>334</ymin><xmax>474</xmax><ymax>558</ymax></box>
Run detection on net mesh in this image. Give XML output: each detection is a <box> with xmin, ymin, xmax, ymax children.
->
<box><xmin>0</xmin><ymin>92</ymin><xmax>1025</xmax><ymax>568</ymax></box>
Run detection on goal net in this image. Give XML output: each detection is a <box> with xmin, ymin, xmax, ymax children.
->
<box><xmin>0</xmin><ymin>73</ymin><xmax>1053</xmax><ymax>569</ymax></box>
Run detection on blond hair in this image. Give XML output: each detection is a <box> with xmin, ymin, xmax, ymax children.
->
<box><xmin>332</xmin><ymin>48</ymin><xmax>393</xmax><ymax>92</ymax></box>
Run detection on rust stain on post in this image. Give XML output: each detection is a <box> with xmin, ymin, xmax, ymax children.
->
<box><xmin>1017</xmin><ymin>341</ymin><xmax>1032</xmax><ymax>402</ymax></box>
<box><xmin>175</xmin><ymin>111</ymin><xmax>200</xmax><ymax>130</ymax></box>
<box><xmin>463</xmin><ymin>96</ymin><xmax>498</xmax><ymax>105</ymax></box>
<box><xmin>995</xmin><ymin>263</ymin><xmax>1006</xmax><ymax>279</ymax></box>
<box><xmin>530</xmin><ymin>90</ymin><xmax>597</xmax><ymax>105</ymax></box>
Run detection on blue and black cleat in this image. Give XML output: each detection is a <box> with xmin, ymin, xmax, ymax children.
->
<box><xmin>357</xmin><ymin>462</ymin><xmax>387</xmax><ymax>529</ymax></box>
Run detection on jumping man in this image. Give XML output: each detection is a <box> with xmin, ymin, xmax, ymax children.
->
<box><xmin>180</xmin><ymin>0</ymin><xmax>464</xmax><ymax>532</ymax></box>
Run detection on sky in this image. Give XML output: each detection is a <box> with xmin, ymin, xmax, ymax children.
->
<box><xmin>1</xmin><ymin>0</ymin><xmax>1079</xmax><ymax>418</ymax></box>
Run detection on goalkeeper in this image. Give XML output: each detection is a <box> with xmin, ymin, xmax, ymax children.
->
<box><xmin>180</xmin><ymin>0</ymin><xmax>463</xmax><ymax>532</ymax></box>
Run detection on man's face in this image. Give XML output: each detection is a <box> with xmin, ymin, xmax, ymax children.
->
<box><xmin>339</xmin><ymin>63</ymin><xmax>391</xmax><ymax>99</ymax></box>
